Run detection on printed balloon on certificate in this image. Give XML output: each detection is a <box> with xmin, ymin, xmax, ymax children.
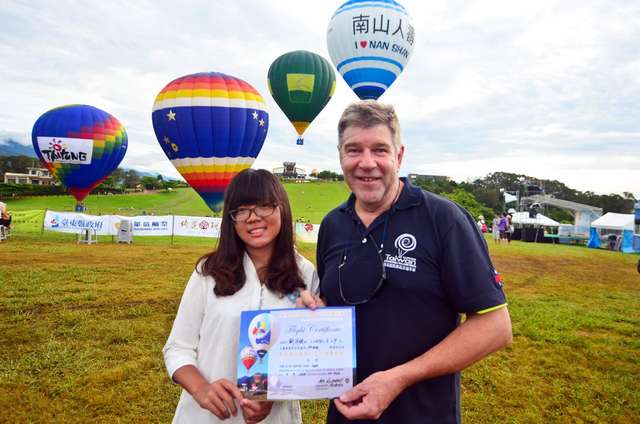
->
<box><xmin>248</xmin><ymin>313</ymin><xmax>280</xmax><ymax>362</ymax></box>
<box><xmin>237</xmin><ymin>307</ymin><xmax>356</xmax><ymax>401</ymax></box>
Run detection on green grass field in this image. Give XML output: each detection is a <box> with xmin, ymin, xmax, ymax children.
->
<box><xmin>3</xmin><ymin>182</ymin><xmax>351</xmax><ymax>224</ymax></box>
<box><xmin>1</xmin><ymin>188</ymin><xmax>639</xmax><ymax>423</ymax></box>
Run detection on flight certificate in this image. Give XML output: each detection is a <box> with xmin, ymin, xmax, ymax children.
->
<box><xmin>236</xmin><ymin>307</ymin><xmax>356</xmax><ymax>400</ymax></box>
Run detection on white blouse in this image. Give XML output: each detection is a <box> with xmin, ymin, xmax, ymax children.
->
<box><xmin>163</xmin><ymin>252</ymin><xmax>320</xmax><ymax>424</ymax></box>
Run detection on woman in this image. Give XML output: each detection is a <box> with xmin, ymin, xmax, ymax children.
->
<box><xmin>163</xmin><ymin>169</ymin><xmax>319</xmax><ymax>423</ymax></box>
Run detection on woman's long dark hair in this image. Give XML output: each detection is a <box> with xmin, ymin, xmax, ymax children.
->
<box><xmin>198</xmin><ymin>169</ymin><xmax>305</xmax><ymax>297</ymax></box>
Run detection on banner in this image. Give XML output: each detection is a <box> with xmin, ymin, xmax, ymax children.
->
<box><xmin>42</xmin><ymin>210</ymin><xmax>323</xmax><ymax>241</ymax></box>
<box><xmin>126</xmin><ymin>215</ymin><xmax>173</xmax><ymax>236</ymax></box>
<box><xmin>44</xmin><ymin>210</ymin><xmax>114</xmax><ymax>235</ymax></box>
<box><xmin>36</xmin><ymin>136</ymin><xmax>94</xmax><ymax>164</ymax></box>
<box><xmin>173</xmin><ymin>215</ymin><xmax>222</xmax><ymax>238</ymax></box>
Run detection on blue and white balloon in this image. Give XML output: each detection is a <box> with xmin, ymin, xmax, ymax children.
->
<box><xmin>327</xmin><ymin>0</ymin><xmax>415</xmax><ymax>100</ymax></box>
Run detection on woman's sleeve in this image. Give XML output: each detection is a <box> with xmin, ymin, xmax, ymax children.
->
<box><xmin>162</xmin><ymin>267</ymin><xmax>209</xmax><ymax>380</ymax></box>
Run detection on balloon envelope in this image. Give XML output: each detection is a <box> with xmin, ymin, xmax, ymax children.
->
<box><xmin>327</xmin><ymin>0</ymin><xmax>415</xmax><ymax>100</ymax></box>
<box><xmin>268</xmin><ymin>50</ymin><xmax>335</xmax><ymax>144</ymax></box>
<box><xmin>152</xmin><ymin>72</ymin><xmax>269</xmax><ymax>212</ymax></box>
<box><xmin>240</xmin><ymin>346</ymin><xmax>257</xmax><ymax>371</ymax></box>
<box><xmin>31</xmin><ymin>104</ymin><xmax>128</xmax><ymax>202</ymax></box>
<box><xmin>248</xmin><ymin>313</ymin><xmax>279</xmax><ymax>359</ymax></box>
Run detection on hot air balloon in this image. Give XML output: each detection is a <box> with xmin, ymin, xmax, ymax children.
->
<box><xmin>31</xmin><ymin>104</ymin><xmax>128</xmax><ymax>209</ymax></box>
<box><xmin>327</xmin><ymin>0</ymin><xmax>415</xmax><ymax>100</ymax></box>
<box><xmin>267</xmin><ymin>50</ymin><xmax>335</xmax><ymax>145</ymax></box>
<box><xmin>248</xmin><ymin>313</ymin><xmax>279</xmax><ymax>362</ymax></box>
<box><xmin>152</xmin><ymin>72</ymin><xmax>269</xmax><ymax>212</ymax></box>
<box><xmin>240</xmin><ymin>346</ymin><xmax>257</xmax><ymax>372</ymax></box>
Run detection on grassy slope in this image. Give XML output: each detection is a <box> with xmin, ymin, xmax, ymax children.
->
<box><xmin>3</xmin><ymin>182</ymin><xmax>351</xmax><ymax>224</ymax></box>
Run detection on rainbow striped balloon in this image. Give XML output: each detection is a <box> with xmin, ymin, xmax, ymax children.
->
<box><xmin>31</xmin><ymin>104</ymin><xmax>128</xmax><ymax>203</ymax></box>
<box><xmin>327</xmin><ymin>0</ymin><xmax>415</xmax><ymax>100</ymax></box>
<box><xmin>152</xmin><ymin>72</ymin><xmax>269</xmax><ymax>212</ymax></box>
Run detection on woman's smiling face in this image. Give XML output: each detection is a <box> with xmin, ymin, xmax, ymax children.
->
<box><xmin>232</xmin><ymin>204</ymin><xmax>282</xmax><ymax>254</ymax></box>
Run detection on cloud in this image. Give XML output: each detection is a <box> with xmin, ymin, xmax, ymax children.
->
<box><xmin>0</xmin><ymin>0</ymin><xmax>638</xmax><ymax>199</ymax></box>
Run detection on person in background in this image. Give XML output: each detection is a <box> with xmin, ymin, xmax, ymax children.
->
<box><xmin>315</xmin><ymin>101</ymin><xmax>512</xmax><ymax>423</ymax></box>
<box><xmin>163</xmin><ymin>169</ymin><xmax>320</xmax><ymax>424</ymax></box>
<box><xmin>477</xmin><ymin>215</ymin><xmax>487</xmax><ymax>234</ymax></box>
<box><xmin>506</xmin><ymin>213</ymin><xmax>514</xmax><ymax>243</ymax></box>
<box><xmin>492</xmin><ymin>214</ymin><xmax>501</xmax><ymax>245</ymax></box>
<box><xmin>0</xmin><ymin>202</ymin><xmax>11</xmax><ymax>228</ymax></box>
<box><xmin>499</xmin><ymin>213</ymin><xmax>508</xmax><ymax>244</ymax></box>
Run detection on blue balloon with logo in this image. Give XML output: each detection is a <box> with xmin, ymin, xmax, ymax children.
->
<box><xmin>31</xmin><ymin>104</ymin><xmax>128</xmax><ymax>203</ymax></box>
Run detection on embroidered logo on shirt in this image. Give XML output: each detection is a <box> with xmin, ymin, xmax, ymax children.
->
<box><xmin>384</xmin><ymin>233</ymin><xmax>417</xmax><ymax>272</ymax></box>
<box><xmin>494</xmin><ymin>269</ymin><xmax>503</xmax><ymax>288</ymax></box>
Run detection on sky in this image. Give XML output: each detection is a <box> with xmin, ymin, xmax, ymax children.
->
<box><xmin>0</xmin><ymin>0</ymin><xmax>638</xmax><ymax>198</ymax></box>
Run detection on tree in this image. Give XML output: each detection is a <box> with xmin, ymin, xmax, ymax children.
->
<box><xmin>317</xmin><ymin>170</ymin><xmax>343</xmax><ymax>181</ymax></box>
<box><xmin>442</xmin><ymin>189</ymin><xmax>495</xmax><ymax>222</ymax></box>
<box><xmin>141</xmin><ymin>176</ymin><xmax>161</xmax><ymax>190</ymax></box>
<box><xmin>110</xmin><ymin>168</ymin><xmax>126</xmax><ymax>187</ymax></box>
<box><xmin>0</xmin><ymin>155</ymin><xmax>40</xmax><ymax>176</ymax></box>
<box><xmin>123</xmin><ymin>169</ymin><xmax>141</xmax><ymax>188</ymax></box>
<box><xmin>413</xmin><ymin>178</ymin><xmax>458</xmax><ymax>196</ymax></box>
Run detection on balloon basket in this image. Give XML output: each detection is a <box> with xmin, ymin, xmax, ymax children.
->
<box><xmin>296</xmin><ymin>138</ymin><xmax>304</xmax><ymax>146</ymax></box>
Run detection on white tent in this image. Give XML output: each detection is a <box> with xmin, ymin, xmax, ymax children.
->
<box><xmin>511</xmin><ymin>212</ymin><xmax>560</xmax><ymax>227</ymax></box>
<box><xmin>590</xmin><ymin>213</ymin><xmax>634</xmax><ymax>231</ymax></box>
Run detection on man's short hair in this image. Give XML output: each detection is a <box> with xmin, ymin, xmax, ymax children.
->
<box><xmin>337</xmin><ymin>101</ymin><xmax>402</xmax><ymax>150</ymax></box>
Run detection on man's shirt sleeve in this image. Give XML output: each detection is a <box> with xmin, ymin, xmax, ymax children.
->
<box><xmin>439</xmin><ymin>206</ymin><xmax>507</xmax><ymax>314</ymax></box>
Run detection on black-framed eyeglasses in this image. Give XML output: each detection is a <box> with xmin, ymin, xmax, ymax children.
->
<box><xmin>229</xmin><ymin>204</ymin><xmax>277</xmax><ymax>223</ymax></box>
<box><xmin>338</xmin><ymin>232</ymin><xmax>387</xmax><ymax>305</ymax></box>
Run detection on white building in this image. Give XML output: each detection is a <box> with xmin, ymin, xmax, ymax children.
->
<box><xmin>3</xmin><ymin>167</ymin><xmax>54</xmax><ymax>185</ymax></box>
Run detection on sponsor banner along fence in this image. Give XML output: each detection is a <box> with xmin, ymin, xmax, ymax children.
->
<box><xmin>173</xmin><ymin>215</ymin><xmax>222</xmax><ymax>238</ymax></box>
<box><xmin>125</xmin><ymin>215</ymin><xmax>173</xmax><ymax>236</ymax></box>
<box><xmin>42</xmin><ymin>210</ymin><xmax>320</xmax><ymax>241</ymax></box>
<box><xmin>44</xmin><ymin>210</ymin><xmax>113</xmax><ymax>235</ymax></box>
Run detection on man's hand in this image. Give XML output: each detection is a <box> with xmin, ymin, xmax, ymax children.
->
<box><xmin>295</xmin><ymin>289</ymin><xmax>325</xmax><ymax>310</ymax></box>
<box><xmin>192</xmin><ymin>378</ymin><xmax>243</xmax><ymax>420</ymax></box>
<box><xmin>240</xmin><ymin>399</ymin><xmax>273</xmax><ymax>424</ymax></box>
<box><xmin>333</xmin><ymin>370</ymin><xmax>406</xmax><ymax>420</ymax></box>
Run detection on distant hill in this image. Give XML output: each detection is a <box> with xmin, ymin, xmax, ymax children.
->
<box><xmin>0</xmin><ymin>139</ymin><xmax>36</xmax><ymax>157</ymax></box>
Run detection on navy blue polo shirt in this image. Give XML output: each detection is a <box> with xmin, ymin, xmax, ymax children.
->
<box><xmin>317</xmin><ymin>178</ymin><xmax>506</xmax><ymax>424</ymax></box>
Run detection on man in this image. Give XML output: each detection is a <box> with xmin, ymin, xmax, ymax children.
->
<box><xmin>316</xmin><ymin>101</ymin><xmax>512</xmax><ymax>423</ymax></box>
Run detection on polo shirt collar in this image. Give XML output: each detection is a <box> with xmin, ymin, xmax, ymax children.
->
<box><xmin>339</xmin><ymin>177</ymin><xmax>422</xmax><ymax>214</ymax></box>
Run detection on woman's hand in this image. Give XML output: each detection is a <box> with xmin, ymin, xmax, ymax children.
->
<box><xmin>240</xmin><ymin>399</ymin><xmax>273</xmax><ymax>424</ymax></box>
<box><xmin>295</xmin><ymin>290</ymin><xmax>325</xmax><ymax>310</ymax></box>
<box><xmin>192</xmin><ymin>378</ymin><xmax>243</xmax><ymax>420</ymax></box>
